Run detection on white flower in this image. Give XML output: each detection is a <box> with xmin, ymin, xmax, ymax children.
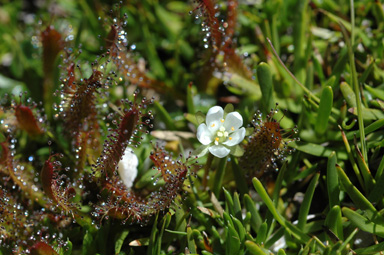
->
<box><xmin>196</xmin><ymin>106</ymin><xmax>246</xmax><ymax>158</ymax></box>
<box><xmin>117</xmin><ymin>147</ymin><xmax>138</xmax><ymax>189</ymax></box>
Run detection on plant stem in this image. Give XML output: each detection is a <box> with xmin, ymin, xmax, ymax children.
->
<box><xmin>213</xmin><ymin>157</ymin><xmax>227</xmax><ymax>197</ymax></box>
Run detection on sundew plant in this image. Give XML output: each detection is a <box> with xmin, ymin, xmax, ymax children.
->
<box><xmin>0</xmin><ymin>0</ymin><xmax>384</xmax><ymax>254</ymax></box>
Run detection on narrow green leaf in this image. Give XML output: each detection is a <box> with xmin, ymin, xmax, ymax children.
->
<box><xmin>233</xmin><ymin>192</ymin><xmax>242</xmax><ymax>222</ymax></box>
<box><xmin>223</xmin><ymin>188</ymin><xmax>234</xmax><ymax>215</ymax></box>
<box><xmin>297</xmin><ymin>173</ymin><xmax>319</xmax><ymax>230</ymax></box>
<box><xmin>348</xmin><ymin>107</ymin><xmax>384</xmax><ymax>120</ymax></box>
<box><xmin>115</xmin><ymin>230</ymin><xmax>129</xmax><ymax>254</ymax></box>
<box><xmin>354</xmin><ymin>143</ymin><xmax>374</xmax><ymax>193</ymax></box>
<box><xmin>340</xmin><ymin>21</ymin><xmax>367</xmax><ymax>162</ymax></box>
<box><xmin>82</xmin><ymin>231</ymin><xmax>95</xmax><ymax>255</ymax></box>
<box><xmin>368</xmin><ymin>157</ymin><xmax>384</xmax><ymax>203</ymax></box>
<box><xmin>359</xmin><ymin>59</ymin><xmax>375</xmax><ymax>84</ymax></box>
<box><xmin>315</xmin><ymin>86</ymin><xmax>333</xmax><ymax>135</ymax></box>
<box><xmin>257</xmin><ymin>62</ymin><xmax>274</xmax><ymax>115</ymax></box>
<box><xmin>245</xmin><ymin>240</ymin><xmax>268</xmax><ymax>255</ymax></box>
<box><xmin>231</xmin><ymin>216</ymin><xmax>246</xmax><ymax>243</ymax></box>
<box><xmin>327</xmin><ymin>152</ymin><xmax>339</xmax><ymax>207</ymax></box>
<box><xmin>325</xmin><ymin>205</ymin><xmax>344</xmax><ymax>240</ymax></box>
<box><xmin>252</xmin><ymin>178</ymin><xmax>317</xmax><ymax>246</ymax></box>
<box><xmin>148</xmin><ymin>213</ymin><xmax>159</xmax><ymax>255</ymax></box>
<box><xmin>340</xmin><ymin>82</ymin><xmax>356</xmax><ymax>107</ymax></box>
<box><xmin>345</xmin><ymin>119</ymin><xmax>384</xmax><ymax>140</ymax></box>
<box><xmin>223</xmin><ymin>211</ymin><xmax>234</xmax><ymax>228</ymax></box>
<box><xmin>195</xmin><ymin>111</ymin><xmax>206</xmax><ymax>125</ymax></box>
<box><xmin>213</xmin><ymin>157</ymin><xmax>227</xmax><ymax>198</ymax></box>
<box><xmin>336</xmin><ymin>165</ymin><xmax>383</xmax><ymax>222</ymax></box>
<box><xmin>164</xmin><ymin>229</ymin><xmax>187</xmax><ymax>235</ymax></box>
<box><xmin>154</xmin><ymin>101</ymin><xmax>177</xmax><ymax>130</ymax></box>
<box><xmin>255</xmin><ymin>222</ymin><xmax>268</xmax><ymax>245</ymax></box>
<box><xmin>63</xmin><ymin>240</ymin><xmax>72</xmax><ymax>255</ymax></box>
<box><xmin>375</xmin><ymin>154</ymin><xmax>384</xmax><ymax>180</ymax></box>
<box><xmin>292</xmin><ymin>0</ymin><xmax>309</xmax><ymax>85</ymax></box>
<box><xmin>355</xmin><ymin>241</ymin><xmax>384</xmax><ymax>254</ymax></box>
<box><xmin>339</xmin><ymin>126</ymin><xmax>365</xmax><ymax>189</ymax></box>
<box><xmin>342</xmin><ymin>207</ymin><xmax>384</xmax><ymax>238</ymax></box>
<box><xmin>187</xmin><ymin>82</ymin><xmax>195</xmax><ymax>114</ymax></box>
<box><xmin>226</xmin><ymin>224</ymin><xmax>241</xmax><ymax>255</ymax></box>
<box><xmin>224</xmin><ymin>104</ymin><xmax>234</xmax><ymax>114</ymax></box>
<box><xmin>227</xmin><ymin>73</ymin><xmax>261</xmax><ymax>99</ymax></box>
<box><xmin>244</xmin><ymin>194</ymin><xmax>262</xmax><ymax>233</ymax></box>
<box><xmin>191</xmin><ymin>145</ymin><xmax>209</xmax><ymax>158</ymax></box>
<box><xmin>337</xmin><ymin>227</ymin><xmax>358</xmax><ymax>254</ymax></box>
<box><xmin>289</xmin><ymin>141</ymin><xmax>348</xmax><ymax>160</ymax></box>
<box><xmin>187</xmin><ymin>227</ymin><xmax>197</xmax><ymax>254</ymax></box>
<box><xmin>231</xmin><ymin>156</ymin><xmax>249</xmax><ymax>195</ymax></box>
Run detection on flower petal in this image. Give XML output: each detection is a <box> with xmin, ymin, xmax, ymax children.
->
<box><xmin>206</xmin><ymin>106</ymin><xmax>224</xmax><ymax>133</ymax></box>
<box><xmin>197</xmin><ymin>124</ymin><xmax>213</xmax><ymax>145</ymax></box>
<box><xmin>118</xmin><ymin>148</ymin><xmax>138</xmax><ymax>188</ymax></box>
<box><xmin>209</xmin><ymin>144</ymin><xmax>230</xmax><ymax>158</ymax></box>
<box><xmin>223</xmin><ymin>127</ymin><xmax>246</xmax><ymax>146</ymax></box>
<box><xmin>224</xmin><ymin>112</ymin><xmax>243</xmax><ymax>132</ymax></box>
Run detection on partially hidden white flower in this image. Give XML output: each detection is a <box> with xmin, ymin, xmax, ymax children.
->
<box><xmin>196</xmin><ymin>106</ymin><xmax>245</xmax><ymax>158</ymax></box>
<box><xmin>117</xmin><ymin>147</ymin><xmax>138</xmax><ymax>189</ymax></box>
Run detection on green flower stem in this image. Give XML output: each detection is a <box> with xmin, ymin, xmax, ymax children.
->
<box><xmin>230</xmin><ymin>156</ymin><xmax>249</xmax><ymax>196</ymax></box>
<box><xmin>202</xmin><ymin>153</ymin><xmax>214</xmax><ymax>189</ymax></box>
<box><xmin>338</xmin><ymin>125</ymin><xmax>365</xmax><ymax>190</ymax></box>
<box><xmin>212</xmin><ymin>157</ymin><xmax>227</xmax><ymax>197</ymax></box>
<box><xmin>340</xmin><ymin>1</ymin><xmax>367</xmax><ymax>162</ymax></box>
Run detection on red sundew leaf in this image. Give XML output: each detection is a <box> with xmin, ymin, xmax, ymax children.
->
<box><xmin>197</xmin><ymin>0</ymin><xmax>222</xmax><ymax>47</ymax></box>
<box><xmin>98</xmin><ymin>146</ymin><xmax>188</xmax><ymax>222</ymax></box>
<box><xmin>99</xmin><ymin>107</ymin><xmax>141</xmax><ymax>178</ymax></box>
<box><xmin>223</xmin><ymin>46</ymin><xmax>253</xmax><ymax>80</ymax></box>
<box><xmin>0</xmin><ymin>141</ymin><xmax>9</xmax><ymax>166</ymax></box>
<box><xmin>240</xmin><ymin>110</ymin><xmax>291</xmax><ymax>179</ymax></box>
<box><xmin>64</xmin><ymin>70</ymin><xmax>102</xmax><ymax>126</ymax></box>
<box><xmin>15</xmin><ymin>105</ymin><xmax>44</xmax><ymax>136</ymax></box>
<box><xmin>41</xmin><ymin>159</ymin><xmax>56</xmax><ymax>202</ymax></box>
<box><xmin>263</xmin><ymin>121</ymin><xmax>283</xmax><ymax>150</ymax></box>
<box><xmin>41</xmin><ymin>26</ymin><xmax>64</xmax><ymax>76</ymax></box>
<box><xmin>225</xmin><ymin>0</ymin><xmax>238</xmax><ymax>41</ymax></box>
<box><xmin>30</xmin><ymin>242</ymin><xmax>58</xmax><ymax>255</ymax></box>
<box><xmin>106</xmin><ymin>25</ymin><xmax>169</xmax><ymax>94</ymax></box>
<box><xmin>64</xmin><ymin>62</ymin><xmax>76</xmax><ymax>92</ymax></box>
<box><xmin>150</xmin><ymin>147</ymin><xmax>186</xmax><ymax>183</ymax></box>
